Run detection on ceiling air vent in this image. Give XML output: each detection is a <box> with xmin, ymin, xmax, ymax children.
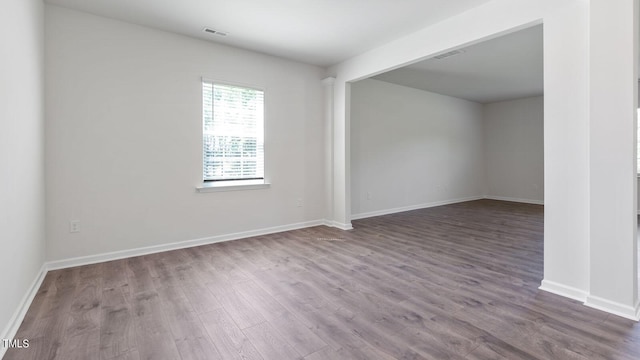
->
<box><xmin>203</xmin><ymin>27</ymin><xmax>228</xmax><ymax>37</ymax></box>
<box><xmin>432</xmin><ymin>49</ymin><xmax>465</xmax><ymax>60</ymax></box>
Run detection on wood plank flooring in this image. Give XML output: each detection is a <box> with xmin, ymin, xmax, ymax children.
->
<box><xmin>5</xmin><ymin>199</ymin><xmax>640</xmax><ymax>359</ymax></box>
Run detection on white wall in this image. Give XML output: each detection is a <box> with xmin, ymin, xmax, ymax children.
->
<box><xmin>350</xmin><ymin>80</ymin><xmax>543</xmax><ymax>217</ymax></box>
<box><xmin>350</xmin><ymin>79</ymin><xmax>484</xmax><ymax>218</ymax></box>
<box><xmin>586</xmin><ymin>0</ymin><xmax>638</xmax><ymax>316</ymax></box>
<box><xmin>484</xmin><ymin>96</ymin><xmax>544</xmax><ymax>204</ymax></box>
<box><xmin>0</xmin><ymin>0</ymin><xmax>45</xmax><ymax>344</ymax></box>
<box><xmin>45</xmin><ymin>6</ymin><xmax>326</xmax><ymax>261</ymax></box>
<box><xmin>327</xmin><ymin>0</ymin><xmax>621</xmax><ymax>315</ymax></box>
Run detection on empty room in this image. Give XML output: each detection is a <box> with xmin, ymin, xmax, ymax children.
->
<box><xmin>2</xmin><ymin>0</ymin><xmax>640</xmax><ymax>359</ymax></box>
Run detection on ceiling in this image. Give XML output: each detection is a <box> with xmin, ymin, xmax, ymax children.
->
<box><xmin>44</xmin><ymin>0</ymin><xmax>493</xmax><ymax>67</ymax></box>
<box><xmin>372</xmin><ymin>25</ymin><xmax>543</xmax><ymax>104</ymax></box>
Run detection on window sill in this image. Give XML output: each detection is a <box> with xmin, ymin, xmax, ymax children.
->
<box><xmin>196</xmin><ymin>179</ymin><xmax>271</xmax><ymax>193</ymax></box>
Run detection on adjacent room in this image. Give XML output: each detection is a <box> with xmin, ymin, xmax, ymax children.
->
<box><xmin>350</xmin><ymin>25</ymin><xmax>544</xmax><ymax>220</ymax></box>
<box><xmin>2</xmin><ymin>0</ymin><xmax>639</xmax><ymax>359</ymax></box>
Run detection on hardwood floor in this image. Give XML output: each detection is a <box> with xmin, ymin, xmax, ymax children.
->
<box><xmin>5</xmin><ymin>199</ymin><xmax>640</xmax><ymax>359</ymax></box>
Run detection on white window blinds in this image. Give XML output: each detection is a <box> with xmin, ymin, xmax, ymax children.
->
<box><xmin>203</xmin><ymin>82</ymin><xmax>264</xmax><ymax>181</ymax></box>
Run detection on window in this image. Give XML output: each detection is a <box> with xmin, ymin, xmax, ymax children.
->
<box><xmin>202</xmin><ymin>81</ymin><xmax>264</xmax><ymax>183</ymax></box>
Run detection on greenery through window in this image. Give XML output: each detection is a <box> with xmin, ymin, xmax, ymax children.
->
<box><xmin>203</xmin><ymin>82</ymin><xmax>264</xmax><ymax>181</ymax></box>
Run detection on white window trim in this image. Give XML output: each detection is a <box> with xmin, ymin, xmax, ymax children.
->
<box><xmin>196</xmin><ymin>179</ymin><xmax>271</xmax><ymax>193</ymax></box>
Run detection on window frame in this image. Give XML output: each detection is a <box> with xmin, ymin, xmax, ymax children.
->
<box><xmin>197</xmin><ymin>78</ymin><xmax>269</xmax><ymax>192</ymax></box>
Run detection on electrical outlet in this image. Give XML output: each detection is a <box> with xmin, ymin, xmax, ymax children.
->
<box><xmin>296</xmin><ymin>198</ymin><xmax>303</xmax><ymax>207</ymax></box>
<box><xmin>69</xmin><ymin>220</ymin><xmax>80</xmax><ymax>233</ymax></box>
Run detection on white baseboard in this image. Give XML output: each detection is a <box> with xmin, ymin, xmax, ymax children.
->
<box><xmin>539</xmin><ymin>279</ymin><xmax>588</xmax><ymax>302</ymax></box>
<box><xmin>0</xmin><ymin>263</ymin><xmax>47</xmax><ymax>359</ymax></box>
<box><xmin>584</xmin><ymin>295</ymin><xmax>640</xmax><ymax>321</ymax></box>
<box><xmin>540</xmin><ymin>280</ymin><xmax>640</xmax><ymax>321</ymax></box>
<box><xmin>46</xmin><ymin>219</ymin><xmax>328</xmax><ymax>270</ymax></box>
<box><xmin>483</xmin><ymin>195</ymin><xmax>544</xmax><ymax>205</ymax></box>
<box><xmin>351</xmin><ymin>196</ymin><xmax>484</xmax><ymax>220</ymax></box>
<box><xmin>324</xmin><ymin>220</ymin><xmax>354</xmax><ymax>230</ymax></box>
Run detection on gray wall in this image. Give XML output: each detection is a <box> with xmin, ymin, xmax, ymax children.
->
<box><xmin>350</xmin><ymin>79</ymin><xmax>544</xmax><ymax>219</ymax></box>
<box><xmin>350</xmin><ymin>79</ymin><xmax>485</xmax><ymax>218</ymax></box>
<box><xmin>484</xmin><ymin>96</ymin><xmax>544</xmax><ymax>203</ymax></box>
